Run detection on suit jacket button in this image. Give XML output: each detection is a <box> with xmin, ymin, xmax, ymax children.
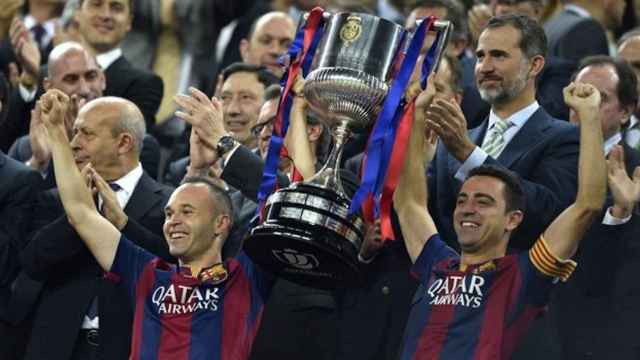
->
<box><xmin>381</xmin><ymin>286</ymin><xmax>390</xmax><ymax>295</ymax></box>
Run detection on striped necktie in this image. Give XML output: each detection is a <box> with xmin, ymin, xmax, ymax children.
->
<box><xmin>482</xmin><ymin>120</ymin><xmax>512</xmax><ymax>158</ymax></box>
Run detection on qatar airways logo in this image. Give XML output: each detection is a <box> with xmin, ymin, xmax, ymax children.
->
<box><xmin>151</xmin><ymin>284</ymin><xmax>220</xmax><ymax>315</ymax></box>
<box><xmin>426</xmin><ymin>274</ymin><xmax>485</xmax><ymax>308</ymax></box>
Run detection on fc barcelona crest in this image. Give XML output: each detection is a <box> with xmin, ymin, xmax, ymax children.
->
<box><xmin>198</xmin><ymin>263</ymin><xmax>228</xmax><ymax>284</ymax></box>
<box><xmin>340</xmin><ymin>15</ymin><xmax>362</xmax><ymax>46</ymax></box>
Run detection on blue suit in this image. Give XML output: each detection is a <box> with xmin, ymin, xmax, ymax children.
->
<box><xmin>429</xmin><ymin>107</ymin><xmax>580</xmax><ymax>251</ymax></box>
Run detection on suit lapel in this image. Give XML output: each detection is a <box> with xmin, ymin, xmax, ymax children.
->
<box><xmin>496</xmin><ymin>108</ymin><xmax>553</xmax><ymax>168</ymax></box>
<box><xmin>124</xmin><ymin>172</ymin><xmax>162</xmax><ymax>221</ymax></box>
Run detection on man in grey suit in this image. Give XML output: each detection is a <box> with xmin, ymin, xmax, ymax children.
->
<box><xmin>544</xmin><ymin>0</ymin><xmax>625</xmax><ymax>64</ymax></box>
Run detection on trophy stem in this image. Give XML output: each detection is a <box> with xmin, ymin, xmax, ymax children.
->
<box><xmin>306</xmin><ymin>117</ymin><xmax>351</xmax><ymax>198</ymax></box>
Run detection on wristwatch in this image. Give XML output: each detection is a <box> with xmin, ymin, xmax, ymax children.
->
<box><xmin>216</xmin><ymin>135</ymin><xmax>238</xmax><ymax>158</ymax></box>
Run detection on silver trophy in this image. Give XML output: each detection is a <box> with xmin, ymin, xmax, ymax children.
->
<box><xmin>245</xmin><ymin>12</ymin><xmax>451</xmax><ymax>289</ymax></box>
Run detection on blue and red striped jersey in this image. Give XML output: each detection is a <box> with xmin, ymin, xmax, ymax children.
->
<box><xmin>400</xmin><ymin>234</ymin><xmax>576</xmax><ymax>360</ymax></box>
<box><xmin>108</xmin><ymin>235</ymin><xmax>272</xmax><ymax>360</ymax></box>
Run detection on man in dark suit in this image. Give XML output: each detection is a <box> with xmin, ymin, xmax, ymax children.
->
<box><xmin>164</xmin><ymin>63</ymin><xmax>279</xmax><ymax>186</ymax></box>
<box><xmin>0</xmin><ymin>0</ymin><xmax>63</xmax><ymax>77</ymax></box>
<box><xmin>19</xmin><ymin>97</ymin><xmax>173</xmax><ymax>360</ymax></box>
<box><xmin>0</xmin><ymin>71</ymin><xmax>43</xmax><ymax>360</ymax></box>
<box><xmin>552</xmin><ymin>55</ymin><xmax>640</xmax><ymax>359</ymax></box>
<box><xmin>544</xmin><ymin>0</ymin><xmax>624</xmax><ymax>64</ymax></box>
<box><xmin>74</xmin><ymin>0</ymin><xmax>163</xmax><ymax>133</ymax></box>
<box><xmin>427</xmin><ymin>14</ymin><xmax>579</xmax><ymax>252</ymax></box>
<box><xmin>5</xmin><ymin>42</ymin><xmax>162</xmax><ymax>182</ymax></box>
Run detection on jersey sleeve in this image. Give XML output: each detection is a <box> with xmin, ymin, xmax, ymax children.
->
<box><xmin>410</xmin><ymin>234</ymin><xmax>459</xmax><ymax>284</ymax></box>
<box><xmin>528</xmin><ymin>235</ymin><xmax>577</xmax><ymax>282</ymax></box>
<box><xmin>107</xmin><ymin>234</ymin><xmax>156</xmax><ymax>301</ymax></box>
<box><xmin>236</xmin><ymin>251</ymin><xmax>275</xmax><ymax>304</ymax></box>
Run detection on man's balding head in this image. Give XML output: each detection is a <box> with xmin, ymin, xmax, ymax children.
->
<box><xmin>45</xmin><ymin>42</ymin><xmax>105</xmax><ymax>102</ymax></box>
<box><xmin>240</xmin><ymin>12</ymin><xmax>295</xmax><ymax>77</ymax></box>
<box><xmin>72</xmin><ymin>97</ymin><xmax>145</xmax><ymax>180</ymax></box>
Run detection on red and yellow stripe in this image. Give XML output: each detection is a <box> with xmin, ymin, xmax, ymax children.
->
<box><xmin>529</xmin><ymin>236</ymin><xmax>577</xmax><ymax>282</ymax></box>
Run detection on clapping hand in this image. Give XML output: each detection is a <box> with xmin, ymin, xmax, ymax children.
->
<box><xmin>90</xmin><ymin>166</ymin><xmax>128</xmax><ymax>230</ymax></box>
<box><xmin>607</xmin><ymin>145</ymin><xmax>640</xmax><ymax>218</ymax></box>
<box><xmin>9</xmin><ymin>17</ymin><xmax>41</xmax><ymax>80</ymax></box>
<box><xmin>175</xmin><ymin>87</ymin><xmax>226</xmax><ymax>150</ymax></box>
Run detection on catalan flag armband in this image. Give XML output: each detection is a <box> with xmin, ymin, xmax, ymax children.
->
<box><xmin>529</xmin><ymin>235</ymin><xmax>577</xmax><ymax>282</ymax></box>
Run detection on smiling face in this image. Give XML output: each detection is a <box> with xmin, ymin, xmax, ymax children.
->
<box><xmin>47</xmin><ymin>48</ymin><xmax>105</xmax><ymax>102</ymax></box>
<box><xmin>75</xmin><ymin>0</ymin><xmax>132</xmax><ymax>53</ymax></box>
<box><xmin>220</xmin><ymin>71</ymin><xmax>266</xmax><ymax>147</ymax></box>
<box><xmin>475</xmin><ymin>25</ymin><xmax>532</xmax><ymax>106</ymax></box>
<box><xmin>256</xmin><ymin>98</ymin><xmax>278</xmax><ymax>160</ymax></box>
<box><xmin>163</xmin><ymin>184</ymin><xmax>222</xmax><ymax>264</ymax></box>
<box><xmin>453</xmin><ymin>175</ymin><xmax>522</xmax><ymax>254</ymax></box>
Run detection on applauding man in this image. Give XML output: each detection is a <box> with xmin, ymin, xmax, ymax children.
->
<box><xmin>39</xmin><ymin>90</ymin><xmax>272</xmax><ymax>359</ymax></box>
<box><xmin>394</xmin><ymin>77</ymin><xmax>607</xmax><ymax>359</ymax></box>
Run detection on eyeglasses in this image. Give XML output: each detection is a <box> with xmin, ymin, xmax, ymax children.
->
<box><xmin>251</xmin><ymin>118</ymin><xmax>275</xmax><ymax>137</ymax></box>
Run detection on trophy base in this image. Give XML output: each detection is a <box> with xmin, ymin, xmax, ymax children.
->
<box><xmin>244</xmin><ymin>183</ymin><xmax>365</xmax><ymax>289</ymax></box>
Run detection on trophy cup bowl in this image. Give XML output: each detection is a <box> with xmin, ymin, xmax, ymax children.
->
<box><xmin>244</xmin><ymin>13</ymin><xmax>405</xmax><ymax>289</ymax></box>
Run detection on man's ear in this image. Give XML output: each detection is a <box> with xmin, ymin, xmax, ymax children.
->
<box><xmin>117</xmin><ymin>132</ymin><xmax>136</xmax><ymax>155</ymax></box>
<box><xmin>505</xmin><ymin>210</ymin><xmax>524</xmax><ymax>232</ymax></box>
<box><xmin>239</xmin><ymin>39</ymin><xmax>250</xmax><ymax>62</ymax></box>
<box><xmin>529</xmin><ymin>55</ymin><xmax>545</xmax><ymax>78</ymax></box>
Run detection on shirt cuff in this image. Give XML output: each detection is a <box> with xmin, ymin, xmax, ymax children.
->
<box><xmin>601</xmin><ymin>206</ymin><xmax>632</xmax><ymax>225</ymax></box>
<box><xmin>454</xmin><ymin>146</ymin><xmax>487</xmax><ymax>182</ymax></box>
<box><xmin>19</xmin><ymin>84</ymin><xmax>38</xmax><ymax>102</ymax></box>
<box><xmin>221</xmin><ymin>144</ymin><xmax>242</xmax><ymax>168</ymax></box>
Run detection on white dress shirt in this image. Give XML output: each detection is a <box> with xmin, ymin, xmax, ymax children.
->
<box><xmin>455</xmin><ymin>101</ymin><xmax>540</xmax><ymax>182</ymax></box>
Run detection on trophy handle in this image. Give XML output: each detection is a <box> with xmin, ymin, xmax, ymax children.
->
<box><xmin>430</xmin><ymin>20</ymin><xmax>453</xmax><ymax>73</ymax></box>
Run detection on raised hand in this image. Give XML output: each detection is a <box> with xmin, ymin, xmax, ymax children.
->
<box><xmin>563</xmin><ymin>82</ymin><xmax>601</xmax><ymax>115</ymax></box>
<box><xmin>38</xmin><ymin>89</ymin><xmax>70</xmax><ymax>135</ymax></box>
<box><xmin>9</xmin><ymin>17</ymin><xmax>41</xmax><ymax>80</ymax></box>
<box><xmin>91</xmin><ymin>167</ymin><xmax>128</xmax><ymax>230</ymax></box>
<box><xmin>175</xmin><ymin>87</ymin><xmax>227</xmax><ymax>149</ymax></box>
<box><xmin>607</xmin><ymin>145</ymin><xmax>640</xmax><ymax>218</ymax></box>
<box><xmin>468</xmin><ymin>4</ymin><xmax>492</xmax><ymax>46</ymax></box>
<box><xmin>188</xmin><ymin>127</ymin><xmax>218</xmax><ymax>171</ymax></box>
<box><xmin>424</xmin><ymin>97</ymin><xmax>474</xmax><ymax>162</ymax></box>
<box><xmin>28</xmin><ymin>107</ymin><xmax>51</xmax><ymax>171</ymax></box>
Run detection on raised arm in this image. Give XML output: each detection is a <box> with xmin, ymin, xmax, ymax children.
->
<box><xmin>39</xmin><ymin>90</ymin><xmax>121</xmax><ymax>271</ymax></box>
<box><xmin>543</xmin><ymin>82</ymin><xmax>607</xmax><ymax>259</ymax></box>
<box><xmin>284</xmin><ymin>76</ymin><xmax>316</xmax><ymax>179</ymax></box>
<box><xmin>393</xmin><ymin>78</ymin><xmax>439</xmax><ymax>263</ymax></box>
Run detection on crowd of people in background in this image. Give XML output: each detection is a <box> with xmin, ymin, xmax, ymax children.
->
<box><xmin>1</xmin><ymin>0</ymin><xmax>640</xmax><ymax>359</ymax></box>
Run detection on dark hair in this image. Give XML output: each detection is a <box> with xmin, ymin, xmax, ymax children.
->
<box><xmin>0</xmin><ymin>72</ymin><xmax>9</xmax><ymax>124</ymax></box>
<box><xmin>485</xmin><ymin>13</ymin><xmax>547</xmax><ymax>59</ymax></box>
<box><xmin>221</xmin><ymin>62</ymin><xmax>279</xmax><ymax>88</ymax></box>
<box><xmin>574</xmin><ymin>55</ymin><xmax>638</xmax><ymax>110</ymax></box>
<box><xmin>263</xmin><ymin>84</ymin><xmax>282</xmax><ymax>102</ymax></box>
<box><xmin>180</xmin><ymin>176</ymin><xmax>234</xmax><ymax>224</ymax></box>
<box><xmin>466</xmin><ymin>165</ymin><xmax>525</xmax><ymax>212</ymax></box>
<box><xmin>617</xmin><ymin>27</ymin><xmax>640</xmax><ymax>48</ymax></box>
<box><xmin>406</xmin><ymin>0</ymin><xmax>468</xmax><ymax>42</ymax></box>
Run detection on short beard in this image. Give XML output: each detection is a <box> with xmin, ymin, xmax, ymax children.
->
<box><xmin>478</xmin><ymin>60</ymin><xmax>530</xmax><ymax>106</ymax></box>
